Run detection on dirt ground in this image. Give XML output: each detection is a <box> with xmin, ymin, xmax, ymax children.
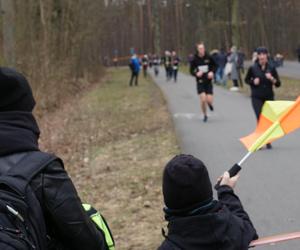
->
<box><xmin>37</xmin><ymin>67</ymin><xmax>179</xmax><ymax>250</ymax></box>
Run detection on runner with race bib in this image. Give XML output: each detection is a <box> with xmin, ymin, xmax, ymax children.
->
<box><xmin>190</xmin><ymin>42</ymin><xmax>216</xmax><ymax>122</ymax></box>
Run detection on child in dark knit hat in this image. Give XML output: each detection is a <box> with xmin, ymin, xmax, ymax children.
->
<box><xmin>158</xmin><ymin>154</ymin><xmax>258</xmax><ymax>250</ymax></box>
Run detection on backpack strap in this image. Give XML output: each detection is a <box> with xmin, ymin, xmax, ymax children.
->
<box><xmin>5</xmin><ymin>151</ymin><xmax>61</xmax><ymax>182</ymax></box>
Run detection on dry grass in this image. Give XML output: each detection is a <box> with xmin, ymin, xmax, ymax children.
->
<box><xmin>38</xmin><ymin>67</ymin><xmax>179</xmax><ymax>250</ymax></box>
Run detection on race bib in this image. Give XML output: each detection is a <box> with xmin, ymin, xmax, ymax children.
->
<box><xmin>198</xmin><ymin>65</ymin><xmax>208</xmax><ymax>73</ymax></box>
<box><xmin>173</xmin><ymin>66</ymin><xmax>178</xmax><ymax>70</ymax></box>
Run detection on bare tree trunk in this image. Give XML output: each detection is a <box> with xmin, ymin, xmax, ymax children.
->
<box><xmin>153</xmin><ymin>0</ymin><xmax>160</xmax><ymax>54</ymax></box>
<box><xmin>257</xmin><ymin>0</ymin><xmax>268</xmax><ymax>47</ymax></box>
<box><xmin>146</xmin><ymin>0</ymin><xmax>153</xmax><ymax>52</ymax></box>
<box><xmin>174</xmin><ymin>0</ymin><xmax>181</xmax><ymax>52</ymax></box>
<box><xmin>38</xmin><ymin>0</ymin><xmax>50</xmax><ymax>77</ymax></box>
<box><xmin>231</xmin><ymin>0</ymin><xmax>240</xmax><ymax>47</ymax></box>
<box><xmin>1</xmin><ymin>0</ymin><xmax>15</xmax><ymax>66</ymax></box>
<box><xmin>226</xmin><ymin>0</ymin><xmax>233</xmax><ymax>47</ymax></box>
<box><xmin>178</xmin><ymin>1</ymin><xmax>184</xmax><ymax>54</ymax></box>
<box><xmin>139</xmin><ymin>4</ymin><xmax>144</xmax><ymax>53</ymax></box>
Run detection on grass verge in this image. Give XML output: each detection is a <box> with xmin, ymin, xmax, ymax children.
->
<box><xmin>38</xmin><ymin>67</ymin><xmax>179</xmax><ymax>250</ymax></box>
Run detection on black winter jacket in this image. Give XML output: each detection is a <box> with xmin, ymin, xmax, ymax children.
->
<box><xmin>245</xmin><ymin>61</ymin><xmax>281</xmax><ymax>99</ymax></box>
<box><xmin>158</xmin><ymin>186</ymin><xmax>258</xmax><ymax>250</ymax></box>
<box><xmin>190</xmin><ymin>53</ymin><xmax>216</xmax><ymax>84</ymax></box>
<box><xmin>162</xmin><ymin>56</ymin><xmax>172</xmax><ymax>68</ymax></box>
<box><xmin>0</xmin><ymin>111</ymin><xmax>107</xmax><ymax>250</ymax></box>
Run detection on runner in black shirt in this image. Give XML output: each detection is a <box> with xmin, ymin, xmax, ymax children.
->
<box><xmin>190</xmin><ymin>42</ymin><xmax>216</xmax><ymax>122</ymax></box>
<box><xmin>171</xmin><ymin>51</ymin><xmax>180</xmax><ymax>83</ymax></box>
<box><xmin>162</xmin><ymin>51</ymin><xmax>172</xmax><ymax>81</ymax></box>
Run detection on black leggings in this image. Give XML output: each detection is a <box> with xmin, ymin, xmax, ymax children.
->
<box><xmin>233</xmin><ymin>79</ymin><xmax>238</xmax><ymax>87</ymax></box>
<box><xmin>251</xmin><ymin>97</ymin><xmax>273</xmax><ymax>120</ymax></box>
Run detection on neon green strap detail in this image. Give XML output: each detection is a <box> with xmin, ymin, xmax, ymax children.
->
<box><xmin>82</xmin><ymin>204</ymin><xmax>92</xmax><ymax>211</ymax></box>
<box><xmin>82</xmin><ymin>204</ymin><xmax>115</xmax><ymax>250</ymax></box>
<box><xmin>90</xmin><ymin>213</ymin><xmax>115</xmax><ymax>250</ymax></box>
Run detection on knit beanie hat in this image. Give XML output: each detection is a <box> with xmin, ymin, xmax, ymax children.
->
<box><xmin>163</xmin><ymin>154</ymin><xmax>213</xmax><ymax>211</ymax></box>
<box><xmin>256</xmin><ymin>47</ymin><xmax>268</xmax><ymax>55</ymax></box>
<box><xmin>0</xmin><ymin>67</ymin><xmax>35</xmax><ymax>112</ymax></box>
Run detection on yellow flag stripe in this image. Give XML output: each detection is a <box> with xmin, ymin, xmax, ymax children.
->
<box><xmin>262</xmin><ymin>101</ymin><xmax>294</xmax><ymax>123</ymax></box>
<box><xmin>249</xmin><ymin>121</ymin><xmax>285</xmax><ymax>152</ymax></box>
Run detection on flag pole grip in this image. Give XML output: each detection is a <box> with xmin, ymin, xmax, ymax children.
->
<box><xmin>214</xmin><ymin>164</ymin><xmax>241</xmax><ymax>189</ymax></box>
<box><xmin>215</xmin><ymin>152</ymin><xmax>251</xmax><ymax>189</ymax></box>
<box><xmin>215</xmin><ymin>164</ymin><xmax>242</xmax><ymax>189</ymax></box>
<box><xmin>228</xmin><ymin>163</ymin><xmax>242</xmax><ymax>177</ymax></box>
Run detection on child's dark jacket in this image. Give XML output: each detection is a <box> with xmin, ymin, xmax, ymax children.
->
<box><xmin>158</xmin><ymin>186</ymin><xmax>258</xmax><ymax>250</ymax></box>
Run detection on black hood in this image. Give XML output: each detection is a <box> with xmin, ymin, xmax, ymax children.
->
<box><xmin>0</xmin><ymin>112</ymin><xmax>40</xmax><ymax>157</ymax></box>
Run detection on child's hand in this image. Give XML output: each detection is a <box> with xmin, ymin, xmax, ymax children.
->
<box><xmin>217</xmin><ymin>172</ymin><xmax>239</xmax><ymax>189</ymax></box>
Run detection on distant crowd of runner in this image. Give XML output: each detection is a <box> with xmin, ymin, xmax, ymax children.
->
<box><xmin>127</xmin><ymin>46</ymin><xmax>284</xmax><ymax>88</ymax></box>
<box><xmin>127</xmin><ymin>44</ymin><xmax>282</xmax><ymax>125</ymax></box>
<box><xmin>128</xmin><ymin>51</ymin><xmax>181</xmax><ymax>86</ymax></box>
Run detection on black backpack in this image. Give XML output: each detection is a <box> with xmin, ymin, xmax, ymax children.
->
<box><xmin>0</xmin><ymin>151</ymin><xmax>58</xmax><ymax>250</ymax></box>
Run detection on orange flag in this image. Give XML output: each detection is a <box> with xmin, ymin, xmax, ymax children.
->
<box><xmin>240</xmin><ymin>96</ymin><xmax>300</xmax><ymax>152</ymax></box>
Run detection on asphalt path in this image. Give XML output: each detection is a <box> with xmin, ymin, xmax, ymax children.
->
<box><xmin>151</xmin><ymin>68</ymin><xmax>300</xmax><ymax>249</ymax></box>
<box><xmin>277</xmin><ymin>61</ymin><xmax>300</xmax><ymax>79</ymax></box>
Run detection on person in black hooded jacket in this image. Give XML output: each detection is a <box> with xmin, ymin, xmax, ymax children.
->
<box><xmin>245</xmin><ymin>47</ymin><xmax>281</xmax><ymax>149</ymax></box>
<box><xmin>158</xmin><ymin>154</ymin><xmax>258</xmax><ymax>250</ymax></box>
<box><xmin>0</xmin><ymin>67</ymin><xmax>108</xmax><ymax>250</ymax></box>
